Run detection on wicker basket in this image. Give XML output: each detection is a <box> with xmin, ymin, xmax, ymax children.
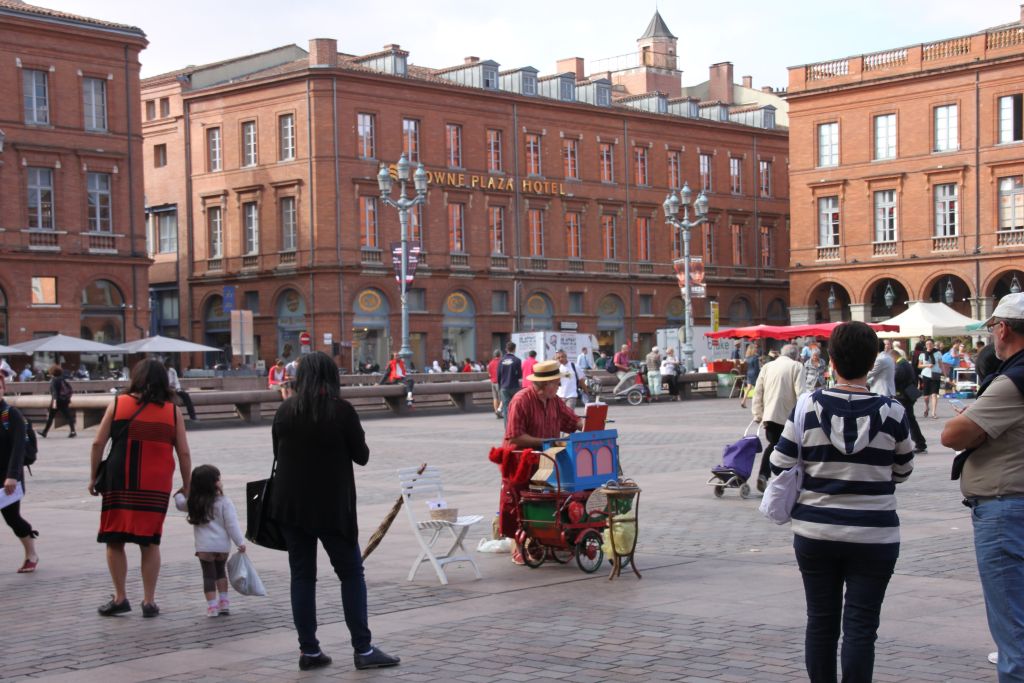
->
<box><xmin>429</xmin><ymin>508</ymin><xmax>458</xmax><ymax>523</ymax></box>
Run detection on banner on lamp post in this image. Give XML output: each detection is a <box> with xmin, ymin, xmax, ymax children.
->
<box><xmin>710</xmin><ymin>300</ymin><xmax>720</xmax><ymax>331</ymax></box>
<box><xmin>391</xmin><ymin>241</ymin><xmax>422</xmax><ymax>283</ymax></box>
<box><xmin>673</xmin><ymin>256</ymin><xmax>706</xmax><ymax>298</ymax></box>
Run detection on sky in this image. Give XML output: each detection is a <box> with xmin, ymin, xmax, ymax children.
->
<box><xmin>36</xmin><ymin>0</ymin><xmax>1017</xmax><ymax>87</ymax></box>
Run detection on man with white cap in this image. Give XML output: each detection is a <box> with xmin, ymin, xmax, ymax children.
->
<box><xmin>504</xmin><ymin>359</ymin><xmax>583</xmax><ymax>449</ymax></box>
<box><xmin>645</xmin><ymin>346</ymin><xmax>662</xmax><ymax>398</ymax></box>
<box><xmin>942</xmin><ymin>292</ymin><xmax>1024</xmax><ymax>681</ymax></box>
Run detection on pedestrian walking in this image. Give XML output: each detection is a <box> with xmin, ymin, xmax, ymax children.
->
<box><xmin>1</xmin><ymin>376</ymin><xmax>39</xmax><ymax>573</ymax></box>
<box><xmin>173</xmin><ymin>464</ymin><xmax>245</xmax><ymax>617</ymax></box>
<box><xmin>496</xmin><ymin>342</ymin><xmax>522</xmax><ymax>424</ymax></box>
<box><xmin>166</xmin><ymin>360</ymin><xmax>198</xmax><ymax>421</ymax></box>
<box><xmin>751</xmin><ymin>344</ymin><xmax>805</xmax><ymax>489</ymax></box>
<box><xmin>555</xmin><ymin>349</ymin><xmax>586</xmax><ymax>408</ymax></box>
<box><xmin>660</xmin><ymin>348</ymin><xmax>680</xmax><ymax>400</ymax></box>
<box><xmin>893</xmin><ymin>350</ymin><xmax>927</xmax><ymax>453</ymax></box>
<box><xmin>803</xmin><ymin>347</ymin><xmax>827</xmax><ymax>392</ymax></box>
<box><xmin>269</xmin><ymin>351</ymin><xmax>400</xmax><ymax>672</ymax></box>
<box><xmin>40</xmin><ymin>365</ymin><xmax>76</xmax><ymax>438</ymax></box>
<box><xmin>645</xmin><ymin>346</ymin><xmax>662</xmax><ymax>398</ymax></box>
<box><xmin>90</xmin><ymin>358</ymin><xmax>192</xmax><ymax>618</ymax></box>
<box><xmin>867</xmin><ymin>340</ymin><xmax>896</xmax><ymax>396</ymax></box>
<box><xmin>487</xmin><ymin>350</ymin><xmax>502</xmax><ymax>418</ymax></box>
<box><xmin>941</xmin><ymin>293</ymin><xmax>1024</xmax><ymax>682</ymax></box>
<box><xmin>612</xmin><ymin>344</ymin><xmax>631</xmax><ymax>379</ymax></box>
<box><xmin>918</xmin><ymin>339</ymin><xmax>942</xmax><ymax>418</ymax></box>
<box><xmin>576</xmin><ymin>347</ymin><xmax>594</xmax><ymax>371</ymax></box>
<box><xmin>739</xmin><ymin>344</ymin><xmax>760</xmax><ymax>409</ymax></box>
<box><xmin>771</xmin><ymin>321</ymin><xmax>914</xmax><ymax>683</ymax></box>
<box><xmin>521</xmin><ymin>350</ymin><xmax>538</xmax><ymax>389</ymax></box>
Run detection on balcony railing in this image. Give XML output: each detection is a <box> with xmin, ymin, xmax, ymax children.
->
<box><xmin>996</xmin><ymin>229</ymin><xmax>1024</xmax><ymax>247</ymax></box>
<box><xmin>490</xmin><ymin>255</ymin><xmax>509</xmax><ymax>269</ymax></box>
<box><xmin>932</xmin><ymin>235</ymin><xmax>959</xmax><ymax>252</ymax></box>
<box><xmin>279</xmin><ymin>250</ymin><xmax>297</xmax><ymax>266</ymax></box>
<box><xmin>450</xmin><ymin>253</ymin><xmax>469</xmax><ymax>268</ymax></box>
<box><xmin>872</xmin><ymin>241</ymin><xmax>898</xmax><ymax>257</ymax></box>
<box><xmin>86</xmin><ymin>232</ymin><xmax>118</xmax><ymax>253</ymax></box>
<box><xmin>568</xmin><ymin>259</ymin><xmax>584</xmax><ymax>273</ymax></box>
<box><xmin>816</xmin><ymin>246</ymin><xmax>840</xmax><ymax>261</ymax></box>
<box><xmin>207</xmin><ymin>258</ymin><xmax>223</xmax><ymax>271</ymax></box>
<box><xmin>23</xmin><ymin>228</ymin><xmax>61</xmax><ymax>251</ymax></box>
<box><xmin>529</xmin><ymin>257</ymin><xmax>548</xmax><ymax>271</ymax></box>
<box><xmin>360</xmin><ymin>247</ymin><xmax>383</xmax><ymax>264</ymax></box>
<box><xmin>241</xmin><ymin>255</ymin><xmax>259</xmax><ymax>269</ymax></box>
<box><xmin>923</xmin><ymin>36</ymin><xmax>970</xmax><ymax>61</ymax></box>
<box><xmin>638</xmin><ymin>263</ymin><xmax>654</xmax><ymax>274</ymax></box>
<box><xmin>604</xmin><ymin>261</ymin><xmax>621</xmax><ymax>273</ymax></box>
<box><xmin>806</xmin><ymin>58</ymin><xmax>849</xmax><ymax>81</ymax></box>
<box><xmin>864</xmin><ymin>48</ymin><xmax>907</xmax><ymax>72</ymax></box>
<box><xmin>987</xmin><ymin>26</ymin><xmax>1024</xmax><ymax>50</ymax></box>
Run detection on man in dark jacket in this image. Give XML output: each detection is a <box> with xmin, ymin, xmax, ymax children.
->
<box><xmin>496</xmin><ymin>341</ymin><xmax>522</xmax><ymax>424</ymax></box>
<box><xmin>892</xmin><ymin>350</ymin><xmax>926</xmax><ymax>453</ymax></box>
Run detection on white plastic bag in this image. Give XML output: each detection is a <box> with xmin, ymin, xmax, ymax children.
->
<box><xmin>476</xmin><ymin>537</ymin><xmax>513</xmax><ymax>553</ymax></box>
<box><xmin>759</xmin><ymin>393</ymin><xmax>811</xmax><ymax>525</ymax></box>
<box><xmin>227</xmin><ymin>551</ymin><xmax>266</xmax><ymax>596</ymax></box>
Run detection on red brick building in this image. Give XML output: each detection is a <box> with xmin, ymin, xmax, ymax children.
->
<box><xmin>786</xmin><ymin>9</ymin><xmax>1024</xmax><ymax>327</ymax></box>
<box><xmin>0</xmin><ymin>0</ymin><xmax>148</xmax><ymax>350</ymax></box>
<box><xmin>144</xmin><ymin>13</ymin><xmax>790</xmax><ymax>371</ymax></box>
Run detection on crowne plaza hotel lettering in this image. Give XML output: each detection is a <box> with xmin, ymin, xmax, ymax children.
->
<box><xmin>424</xmin><ymin>170</ymin><xmax>566</xmax><ymax>197</ymax></box>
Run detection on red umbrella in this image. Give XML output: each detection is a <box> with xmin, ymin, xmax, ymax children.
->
<box><xmin>789</xmin><ymin>322</ymin><xmax>900</xmax><ymax>338</ymax></box>
<box><xmin>706</xmin><ymin>322</ymin><xmax>899</xmax><ymax>340</ymax></box>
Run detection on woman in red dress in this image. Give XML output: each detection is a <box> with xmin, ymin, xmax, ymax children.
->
<box><xmin>89</xmin><ymin>359</ymin><xmax>192</xmax><ymax>617</ymax></box>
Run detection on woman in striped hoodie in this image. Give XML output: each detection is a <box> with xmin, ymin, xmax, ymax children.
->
<box><xmin>770</xmin><ymin>321</ymin><xmax>914</xmax><ymax>683</ymax></box>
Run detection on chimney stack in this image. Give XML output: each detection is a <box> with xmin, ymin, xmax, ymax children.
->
<box><xmin>557</xmin><ymin>57</ymin><xmax>586</xmax><ymax>81</ymax></box>
<box><xmin>464</xmin><ymin>56</ymin><xmax>480</xmax><ymax>65</ymax></box>
<box><xmin>761</xmin><ymin>85</ymin><xmax>774</xmax><ymax>94</ymax></box>
<box><xmin>708</xmin><ymin>62</ymin><xmax>734</xmax><ymax>104</ymax></box>
<box><xmin>309</xmin><ymin>38</ymin><xmax>338</xmax><ymax>68</ymax></box>
<box><xmin>742</xmin><ymin>75</ymin><xmax>752</xmax><ymax>89</ymax></box>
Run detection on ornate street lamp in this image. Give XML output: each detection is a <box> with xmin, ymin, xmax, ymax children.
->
<box><xmin>827</xmin><ymin>285</ymin><xmax>837</xmax><ymax>308</ymax></box>
<box><xmin>662</xmin><ymin>182</ymin><xmax>709</xmax><ymax>372</ymax></box>
<box><xmin>944</xmin><ymin>278</ymin><xmax>955</xmax><ymax>305</ymax></box>
<box><xmin>377</xmin><ymin>154</ymin><xmax>428</xmax><ymax>362</ymax></box>
<box><xmin>1011</xmin><ymin>274</ymin><xmax>1022</xmax><ymax>294</ymax></box>
<box><xmin>883</xmin><ymin>281</ymin><xmax>896</xmax><ymax>309</ymax></box>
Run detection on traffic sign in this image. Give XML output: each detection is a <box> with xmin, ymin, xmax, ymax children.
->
<box><xmin>299</xmin><ymin>331</ymin><xmax>311</xmax><ymax>346</ymax></box>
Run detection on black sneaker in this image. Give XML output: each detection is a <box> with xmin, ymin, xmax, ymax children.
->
<box><xmin>914</xmin><ymin>446</ymin><xmax>928</xmax><ymax>454</ymax></box>
<box><xmin>353</xmin><ymin>646</ymin><xmax>400</xmax><ymax>670</ymax></box>
<box><xmin>298</xmin><ymin>652</ymin><xmax>332</xmax><ymax>671</ymax></box>
<box><xmin>141</xmin><ymin>602</ymin><xmax>159</xmax><ymax>618</ymax></box>
<box><xmin>98</xmin><ymin>597</ymin><xmax>131</xmax><ymax>616</ymax></box>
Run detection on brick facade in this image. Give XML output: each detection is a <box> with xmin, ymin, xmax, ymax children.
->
<box><xmin>145</xmin><ymin>22</ymin><xmax>789</xmax><ymax>372</ymax></box>
<box><xmin>786</xmin><ymin>11</ymin><xmax>1024</xmax><ymax>328</ymax></box>
<box><xmin>0</xmin><ymin>1</ymin><xmax>148</xmax><ymax>351</ymax></box>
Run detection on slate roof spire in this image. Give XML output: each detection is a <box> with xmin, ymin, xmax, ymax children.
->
<box><xmin>640</xmin><ymin>10</ymin><xmax>676</xmax><ymax>40</ymax></box>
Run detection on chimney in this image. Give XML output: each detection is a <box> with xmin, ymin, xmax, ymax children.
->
<box><xmin>557</xmin><ymin>57</ymin><xmax>585</xmax><ymax>82</ymax></box>
<box><xmin>742</xmin><ymin>75</ymin><xmax>752</xmax><ymax>89</ymax></box>
<box><xmin>708</xmin><ymin>62</ymin><xmax>734</xmax><ymax>104</ymax></box>
<box><xmin>308</xmin><ymin>38</ymin><xmax>337</xmax><ymax>68</ymax></box>
<box><xmin>464</xmin><ymin>56</ymin><xmax>479</xmax><ymax>65</ymax></box>
<box><xmin>761</xmin><ymin>85</ymin><xmax>774</xmax><ymax>94</ymax></box>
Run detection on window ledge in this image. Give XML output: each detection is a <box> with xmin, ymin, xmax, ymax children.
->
<box><xmin>31</xmin><ymin>304</ymin><xmax>61</xmax><ymax>308</ymax></box>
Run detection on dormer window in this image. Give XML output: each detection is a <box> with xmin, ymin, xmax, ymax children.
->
<box><xmin>596</xmin><ymin>84</ymin><xmax>610</xmax><ymax>107</ymax></box>
<box><xmin>483</xmin><ymin>66</ymin><xmax>498</xmax><ymax>90</ymax></box>
<box><xmin>560</xmin><ymin>77</ymin><xmax>574</xmax><ymax>101</ymax></box>
<box><xmin>523</xmin><ymin>73</ymin><xmax>537</xmax><ymax>96</ymax></box>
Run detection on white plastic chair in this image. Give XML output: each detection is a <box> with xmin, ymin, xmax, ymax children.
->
<box><xmin>398</xmin><ymin>466</ymin><xmax>483</xmax><ymax>585</ymax></box>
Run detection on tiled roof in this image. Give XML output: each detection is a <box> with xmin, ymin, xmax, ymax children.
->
<box><xmin>0</xmin><ymin>0</ymin><xmax>144</xmax><ymax>36</ymax></box>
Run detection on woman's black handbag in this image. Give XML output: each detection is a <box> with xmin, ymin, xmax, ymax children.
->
<box><xmin>94</xmin><ymin>397</ymin><xmax>147</xmax><ymax>493</ymax></box>
<box><xmin>246</xmin><ymin>457</ymin><xmax>287</xmax><ymax>551</ymax></box>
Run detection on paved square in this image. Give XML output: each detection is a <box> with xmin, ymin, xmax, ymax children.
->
<box><xmin>0</xmin><ymin>398</ymin><xmax>996</xmax><ymax>682</ymax></box>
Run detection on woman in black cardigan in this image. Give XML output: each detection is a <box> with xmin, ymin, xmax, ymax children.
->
<box><xmin>270</xmin><ymin>351</ymin><xmax>400</xmax><ymax>673</ymax></box>
<box><xmin>1</xmin><ymin>377</ymin><xmax>39</xmax><ymax>572</ymax></box>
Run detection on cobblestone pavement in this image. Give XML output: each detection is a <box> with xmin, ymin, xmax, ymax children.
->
<box><xmin>0</xmin><ymin>397</ymin><xmax>996</xmax><ymax>682</ymax></box>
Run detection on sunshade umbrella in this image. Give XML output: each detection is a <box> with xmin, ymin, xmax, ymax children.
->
<box><xmin>876</xmin><ymin>301</ymin><xmax>982</xmax><ymax>338</ymax></box>
<box><xmin>0</xmin><ymin>344</ymin><xmax>29</xmax><ymax>355</ymax></box>
<box><xmin>706</xmin><ymin>322</ymin><xmax>900</xmax><ymax>341</ymax></box>
<box><xmin>362</xmin><ymin>463</ymin><xmax>428</xmax><ymax>561</ymax></box>
<box><xmin>11</xmin><ymin>334</ymin><xmax>122</xmax><ymax>354</ymax></box>
<box><xmin>118</xmin><ymin>335</ymin><xmax>222</xmax><ymax>354</ymax></box>
<box><xmin>788</xmin><ymin>322</ymin><xmax>900</xmax><ymax>338</ymax></box>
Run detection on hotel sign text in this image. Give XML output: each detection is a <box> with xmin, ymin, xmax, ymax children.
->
<box><xmin>425</xmin><ymin>170</ymin><xmax>567</xmax><ymax>197</ymax></box>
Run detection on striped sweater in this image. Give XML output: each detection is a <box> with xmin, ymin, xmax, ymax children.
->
<box><xmin>770</xmin><ymin>388</ymin><xmax>914</xmax><ymax>545</ymax></box>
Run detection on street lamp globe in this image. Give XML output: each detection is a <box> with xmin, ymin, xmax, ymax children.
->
<box><xmin>376</xmin><ymin>164</ymin><xmax>392</xmax><ymax>195</ymax></box>
<box><xmin>663</xmin><ymin>192</ymin><xmax>680</xmax><ymax>217</ymax></box>
<box><xmin>883</xmin><ymin>282</ymin><xmax>896</xmax><ymax>309</ymax></box>
<box><xmin>396</xmin><ymin>153</ymin><xmax>410</xmax><ymax>181</ymax></box>
<box><xmin>680</xmin><ymin>181</ymin><xmax>692</xmax><ymax>206</ymax></box>
<box><xmin>413</xmin><ymin>163</ymin><xmax>428</xmax><ymax>195</ymax></box>
<box><xmin>695</xmin><ymin>191</ymin><xmax>708</xmax><ymax>217</ymax></box>
<box><xmin>944</xmin><ymin>279</ymin><xmax>955</xmax><ymax>305</ymax></box>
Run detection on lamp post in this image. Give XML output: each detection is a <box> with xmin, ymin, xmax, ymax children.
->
<box><xmin>377</xmin><ymin>154</ymin><xmax>428</xmax><ymax>362</ymax></box>
<box><xmin>663</xmin><ymin>182</ymin><xmax>709</xmax><ymax>372</ymax></box>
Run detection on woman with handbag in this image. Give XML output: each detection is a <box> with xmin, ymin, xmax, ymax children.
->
<box><xmin>269</xmin><ymin>351</ymin><xmax>400</xmax><ymax>673</ymax></box>
<box><xmin>89</xmin><ymin>358</ymin><xmax>192</xmax><ymax>618</ymax></box>
<box><xmin>768</xmin><ymin>322</ymin><xmax>915</xmax><ymax>683</ymax></box>
<box><xmin>1</xmin><ymin>376</ymin><xmax>40</xmax><ymax>573</ymax></box>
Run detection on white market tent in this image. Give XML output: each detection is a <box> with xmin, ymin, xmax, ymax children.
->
<box><xmin>11</xmin><ymin>334</ymin><xmax>122</xmax><ymax>353</ymax></box>
<box><xmin>876</xmin><ymin>302</ymin><xmax>982</xmax><ymax>338</ymax></box>
<box><xmin>117</xmin><ymin>335</ymin><xmax>221</xmax><ymax>354</ymax></box>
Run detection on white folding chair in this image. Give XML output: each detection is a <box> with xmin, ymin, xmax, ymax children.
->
<box><xmin>398</xmin><ymin>466</ymin><xmax>483</xmax><ymax>585</ymax></box>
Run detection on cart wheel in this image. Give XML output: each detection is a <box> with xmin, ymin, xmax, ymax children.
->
<box><xmin>757</xmin><ymin>475</ymin><xmax>768</xmax><ymax>493</ymax></box>
<box><xmin>520</xmin><ymin>538</ymin><xmax>546</xmax><ymax>568</ymax></box>
<box><xmin>549</xmin><ymin>547</ymin><xmax>573</xmax><ymax>564</ymax></box>
<box><xmin>713</xmin><ymin>486</ymin><xmax>725</xmax><ymax>498</ymax></box>
<box><xmin>739</xmin><ymin>484</ymin><xmax>751</xmax><ymax>498</ymax></box>
<box><xmin>626</xmin><ymin>389</ymin><xmax>644</xmax><ymax>406</ymax></box>
<box><xmin>575</xmin><ymin>530</ymin><xmax>604</xmax><ymax>573</ymax></box>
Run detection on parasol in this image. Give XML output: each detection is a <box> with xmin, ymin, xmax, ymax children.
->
<box><xmin>362</xmin><ymin>462</ymin><xmax>427</xmax><ymax>560</ymax></box>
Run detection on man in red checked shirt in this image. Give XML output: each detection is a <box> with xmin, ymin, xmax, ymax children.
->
<box><xmin>612</xmin><ymin>344</ymin><xmax>631</xmax><ymax>379</ymax></box>
<box><xmin>504</xmin><ymin>360</ymin><xmax>583</xmax><ymax>449</ymax></box>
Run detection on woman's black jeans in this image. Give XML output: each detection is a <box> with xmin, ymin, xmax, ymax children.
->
<box><xmin>42</xmin><ymin>399</ymin><xmax>75</xmax><ymax>435</ymax></box>
<box><xmin>794</xmin><ymin>535</ymin><xmax>899</xmax><ymax>683</ymax></box>
<box><xmin>281</xmin><ymin>524</ymin><xmax>372</xmax><ymax>655</ymax></box>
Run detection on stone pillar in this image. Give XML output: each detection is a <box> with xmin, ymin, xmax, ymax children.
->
<box><xmin>971</xmin><ymin>296</ymin><xmax>994</xmax><ymax>322</ymax></box>
<box><xmin>829</xmin><ymin>305</ymin><xmax>845</xmax><ymax>323</ymax></box>
<box><xmin>848</xmin><ymin>303</ymin><xmax>871</xmax><ymax>322</ymax></box>
<box><xmin>789</xmin><ymin>306</ymin><xmax>815</xmax><ymax>325</ymax></box>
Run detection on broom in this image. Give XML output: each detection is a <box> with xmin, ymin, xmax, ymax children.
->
<box><xmin>362</xmin><ymin>462</ymin><xmax>428</xmax><ymax>560</ymax></box>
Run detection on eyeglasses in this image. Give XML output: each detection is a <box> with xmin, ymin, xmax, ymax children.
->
<box><xmin>986</xmin><ymin>320</ymin><xmax>1004</xmax><ymax>334</ymax></box>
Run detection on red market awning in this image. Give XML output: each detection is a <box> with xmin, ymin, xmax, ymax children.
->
<box><xmin>705</xmin><ymin>322</ymin><xmax>900</xmax><ymax>341</ymax></box>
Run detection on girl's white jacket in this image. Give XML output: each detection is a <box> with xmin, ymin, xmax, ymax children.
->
<box><xmin>174</xmin><ymin>493</ymin><xmax>246</xmax><ymax>553</ymax></box>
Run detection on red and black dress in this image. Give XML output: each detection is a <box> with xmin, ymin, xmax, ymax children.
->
<box><xmin>97</xmin><ymin>396</ymin><xmax>176</xmax><ymax>546</ymax></box>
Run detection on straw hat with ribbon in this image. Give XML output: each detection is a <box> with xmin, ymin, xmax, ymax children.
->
<box><xmin>526</xmin><ymin>359</ymin><xmax>569</xmax><ymax>383</ymax></box>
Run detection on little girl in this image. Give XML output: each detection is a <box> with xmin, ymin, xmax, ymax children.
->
<box><xmin>174</xmin><ymin>465</ymin><xmax>245</xmax><ymax>617</ymax></box>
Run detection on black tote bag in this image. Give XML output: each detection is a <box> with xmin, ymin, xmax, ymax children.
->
<box><xmin>245</xmin><ymin>457</ymin><xmax>287</xmax><ymax>551</ymax></box>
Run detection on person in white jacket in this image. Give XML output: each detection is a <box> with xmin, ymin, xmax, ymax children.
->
<box><xmin>174</xmin><ymin>465</ymin><xmax>245</xmax><ymax>617</ymax></box>
<box><xmin>752</xmin><ymin>344</ymin><xmax>806</xmax><ymax>489</ymax></box>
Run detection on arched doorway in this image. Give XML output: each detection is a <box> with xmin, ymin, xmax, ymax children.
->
<box><xmin>203</xmin><ymin>295</ymin><xmax>230</xmax><ymax>367</ymax></box>
<box><xmin>523</xmin><ymin>292</ymin><xmax>554</xmax><ymax>331</ymax></box>
<box><xmin>811</xmin><ymin>282</ymin><xmax>851</xmax><ymax>323</ymax></box>
<box><xmin>928</xmin><ymin>274</ymin><xmax>972</xmax><ymax>317</ymax></box>
<box><xmin>0</xmin><ymin>286</ymin><xmax>7</xmax><ymax>346</ymax></box>
<box><xmin>81</xmin><ymin>279</ymin><xmax>125</xmax><ymax>344</ymax></box>
<box><xmin>869</xmin><ymin>278</ymin><xmax>910</xmax><ymax>321</ymax></box>
<box><xmin>443</xmin><ymin>290</ymin><xmax>476</xmax><ymax>366</ymax></box>
<box><xmin>275</xmin><ymin>289</ymin><xmax>306</xmax><ymax>363</ymax></box>
<box><xmin>352</xmin><ymin>288</ymin><xmax>390</xmax><ymax>372</ymax></box>
<box><xmin>596</xmin><ymin>294</ymin><xmax>624</xmax><ymax>355</ymax></box>
<box><xmin>766</xmin><ymin>298</ymin><xmax>788</xmax><ymax>324</ymax></box>
<box><xmin>990</xmin><ymin>269</ymin><xmax>1024</xmax><ymax>301</ymax></box>
<box><xmin>727</xmin><ymin>296</ymin><xmax>754</xmax><ymax>325</ymax></box>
